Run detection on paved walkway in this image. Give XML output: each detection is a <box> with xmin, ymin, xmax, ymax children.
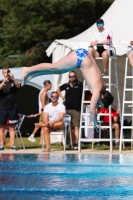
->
<box><xmin>1</xmin><ymin>148</ymin><xmax>133</xmax><ymax>154</ymax></box>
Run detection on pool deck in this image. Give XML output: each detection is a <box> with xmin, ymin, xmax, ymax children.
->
<box><xmin>1</xmin><ymin>148</ymin><xmax>133</xmax><ymax>154</ymax></box>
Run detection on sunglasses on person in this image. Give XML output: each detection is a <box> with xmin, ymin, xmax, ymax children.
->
<box><xmin>69</xmin><ymin>76</ymin><xmax>76</xmax><ymax>78</ymax></box>
<box><xmin>97</xmin><ymin>24</ymin><xmax>103</xmax><ymax>27</ymax></box>
<box><xmin>51</xmin><ymin>96</ymin><xmax>58</xmax><ymax>99</ymax></box>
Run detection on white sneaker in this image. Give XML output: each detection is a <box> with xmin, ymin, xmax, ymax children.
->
<box><xmin>28</xmin><ymin>137</ymin><xmax>36</xmax><ymax>142</ymax></box>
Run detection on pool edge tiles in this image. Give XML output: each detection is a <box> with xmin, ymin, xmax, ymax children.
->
<box><xmin>0</xmin><ymin>148</ymin><xmax>132</xmax><ymax>154</ymax></box>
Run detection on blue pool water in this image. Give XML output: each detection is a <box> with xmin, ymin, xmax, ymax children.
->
<box><xmin>0</xmin><ymin>154</ymin><xmax>133</xmax><ymax>200</ymax></box>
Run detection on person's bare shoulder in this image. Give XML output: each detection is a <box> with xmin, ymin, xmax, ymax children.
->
<box><xmin>40</xmin><ymin>90</ymin><xmax>47</xmax><ymax>100</ymax></box>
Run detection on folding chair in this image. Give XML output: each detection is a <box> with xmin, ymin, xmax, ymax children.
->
<box><xmin>63</xmin><ymin>114</ymin><xmax>72</xmax><ymax>151</ymax></box>
<box><xmin>15</xmin><ymin>114</ymin><xmax>25</xmax><ymax>149</ymax></box>
<box><xmin>42</xmin><ymin>114</ymin><xmax>72</xmax><ymax>151</ymax></box>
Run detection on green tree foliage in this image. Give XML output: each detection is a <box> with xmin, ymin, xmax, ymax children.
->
<box><xmin>0</xmin><ymin>0</ymin><xmax>114</xmax><ymax>67</ymax></box>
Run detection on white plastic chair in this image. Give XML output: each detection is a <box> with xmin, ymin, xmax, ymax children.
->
<box><xmin>42</xmin><ymin>114</ymin><xmax>72</xmax><ymax>151</ymax></box>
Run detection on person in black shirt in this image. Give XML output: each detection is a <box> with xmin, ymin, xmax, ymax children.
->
<box><xmin>0</xmin><ymin>67</ymin><xmax>21</xmax><ymax>150</ymax></box>
<box><xmin>57</xmin><ymin>71</ymin><xmax>83</xmax><ymax>150</ymax></box>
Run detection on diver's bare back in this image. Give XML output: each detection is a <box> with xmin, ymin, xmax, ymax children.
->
<box><xmin>80</xmin><ymin>55</ymin><xmax>105</xmax><ymax>93</ymax></box>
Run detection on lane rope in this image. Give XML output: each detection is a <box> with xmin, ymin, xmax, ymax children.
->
<box><xmin>18</xmin><ymin>112</ymin><xmax>42</xmax><ymax>118</ymax></box>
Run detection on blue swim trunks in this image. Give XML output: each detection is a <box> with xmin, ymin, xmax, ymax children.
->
<box><xmin>75</xmin><ymin>48</ymin><xmax>89</xmax><ymax>68</ymax></box>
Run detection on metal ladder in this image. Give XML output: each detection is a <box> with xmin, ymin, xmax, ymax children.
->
<box><xmin>119</xmin><ymin>48</ymin><xmax>133</xmax><ymax>152</ymax></box>
<box><xmin>78</xmin><ymin>48</ymin><xmax>121</xmax><ymax>153</ymax></box>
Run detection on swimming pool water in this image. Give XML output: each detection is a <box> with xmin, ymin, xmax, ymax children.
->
<box><xmin>0</xmin><ymin>154</ymin><xmax>133</xmax><ymax>200</ymax></box>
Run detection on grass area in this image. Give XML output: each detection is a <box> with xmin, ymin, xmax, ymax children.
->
<box><xmin>4</xmin><ymin>137</ymin><xmax>132</xmax><ymax>151</ymax></box>
<box><xmin>81</xmin><ymin>143</ymin><xmax>132</xmax><ymax>151</ymax></box>
<box><xmin>5</xmin><ymin>137</ymin><xmax>64</xmax><ymax>150</ymax></box>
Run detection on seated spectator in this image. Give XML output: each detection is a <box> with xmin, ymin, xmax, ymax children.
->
<box><xmin>99</xmin><ymin>106</ymin><xmax>120</xmax><ymax>146</ymax></box>
<box><xmin>35</xmin><ymin>92</ymin><xmax>66</xmax><ymax>152</ymax></box>
<box><xmin>128</xmin><ymin>40</ymin><xmax>133</xmax><ymax>67</ymax></box>
<box><xmin>89</xmin><ymin>19</ymin><xmax>113</xmax><ymax>76</ymax></box>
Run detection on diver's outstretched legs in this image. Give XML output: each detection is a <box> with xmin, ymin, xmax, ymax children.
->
<box><xmin>21</xmin><ymin>51</ymin><xmax>77</xmax><ymax>84</ymax></box>
<box><xmin>21</xmin><ymin>51</ymin><xmax>103</xmax><ymax>130</ymax></box>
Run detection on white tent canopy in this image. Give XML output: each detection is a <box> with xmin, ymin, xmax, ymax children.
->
<box><xmin>69</xmin><ymin>0</ymin><xmax>133</xmax><ymax>54</ymax></box>
<box><xmin>46</xmin><ymin>0</ymin><xmax>133</xmax><ymax>90</ymax></box>
<box><xmin>46</xmin><ymin>0</ymin><xmax>133</xmax><ymax>57</ymax></box>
